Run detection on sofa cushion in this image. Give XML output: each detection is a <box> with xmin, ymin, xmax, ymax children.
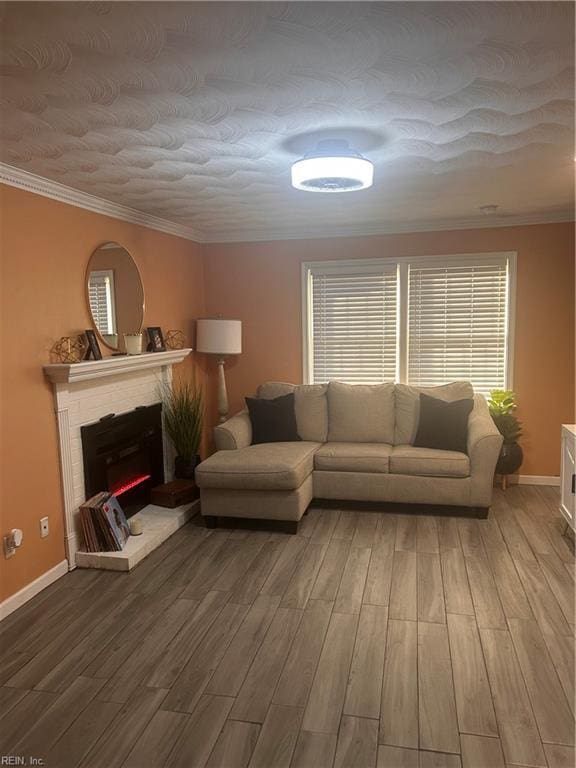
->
<box><xmin>257</xmin><ymin>382</ymin><xmax>328</xmax><ymax>442</ymax></box>
<box><xmin>394</xmin><ymin>382</ymin><xmax>474</xmax><ymax>445</ymax></box>
<box><xmin>314</xmin><ymin>442</ymin><xmax>393</xmax><ymax>473</ymax></box>
<box><xmin>414</xmin><ymin>394</ymin><xmax>474</xmax><ymax>453</ymax></box>
<box><xmin>245</xmin><ymin>393</ymin><xmax>300</xmax><ymax>444</ymax></box>
<box><xmin>327</xmin><ymin>382</ymin><xmax>395</xmax><ymax>443</ymax></box>
<box><xmin>390</xmin><ymin>445</ymin><xmax>470</xmax><ymax>478</ymax></box>
<box><xmin>195</xmin><ymin>442</ymin><xmax>321</xmax><ymax>491</ymax></box>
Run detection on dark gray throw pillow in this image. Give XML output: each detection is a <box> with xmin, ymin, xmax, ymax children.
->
<box><xmin>413</xmin><ymin>393</ymin><xmax>474</xmax><ymax>453</ymax></box>
<box><xmin>245</xmin><ymin>392</ymin><xmax>301</xmax><ymax>445</ymax></box>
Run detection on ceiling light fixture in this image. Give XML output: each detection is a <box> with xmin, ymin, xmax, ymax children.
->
<box><xmin>291</xmin><ymin>139</ymin><xmax>374</xmax><ymax>193</ymax></box>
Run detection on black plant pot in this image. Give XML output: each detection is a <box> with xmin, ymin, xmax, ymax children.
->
<box><xmin>496</xmin><ymin>442</ymin><xmax>523</xmax><ymax>476</ymax></box>
<box><xmin>174</xmin><ymin>454</ymin><xmax>201</xmax><ymax>480</ymax></box>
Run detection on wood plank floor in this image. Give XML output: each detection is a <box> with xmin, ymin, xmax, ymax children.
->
<box><xmin>0</xmin><ymin>487</ymin><xmax>574</xmax><ymax>768</ymax></box>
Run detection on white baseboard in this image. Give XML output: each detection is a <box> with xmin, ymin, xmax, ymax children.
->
<box><xmin>0</xmin><ymin>559</ymin><xmax>69</xmax><ymax>622</ymax></box>
<box><xmin>515</xmin><ymin>475</ymin><xmax>560</xmax><ymax>487</ymax></box>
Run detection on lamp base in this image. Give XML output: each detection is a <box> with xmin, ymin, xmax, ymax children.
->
<box><xmin>217</xmin><ymin>358</ymin><xmax>229</xmax><ymax>423</ymax></box>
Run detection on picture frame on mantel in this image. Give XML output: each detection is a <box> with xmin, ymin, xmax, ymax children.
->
<box><xmin>147</xmin><ymin>326</ymin><xmax>166</xmax><ymax>352</ymax></box>
<box><xmin>84</xmin><ymin>329</ymin><xmax>102</xmax><ymax>360</ymax></box>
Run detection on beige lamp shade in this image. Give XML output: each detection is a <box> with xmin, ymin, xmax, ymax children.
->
<box><xmin>196</xmin><ymin>319</ymin><xmax>242</xmax><ymax>355</ymax></box>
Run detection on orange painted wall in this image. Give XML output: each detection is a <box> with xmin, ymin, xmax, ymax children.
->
<box><xmin>0</xmin><ymin>184</ymin><xmax>206</xmax><ymax>601</ymax></box>
<box><xmin>204</xmin><ymin>223</ymin><xmax>575</xmax><ymax>477</ymax></box>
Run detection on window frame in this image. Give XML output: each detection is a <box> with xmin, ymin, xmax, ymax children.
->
<box><xmin>301</xmin><ymin>251</ymin><xmax>517</xmax><ymax>391</ymax></box>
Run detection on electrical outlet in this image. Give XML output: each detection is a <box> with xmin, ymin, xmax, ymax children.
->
<box><xmin>4</xmin><ymin>529</ymin><xmax>23</xmax><ymax>558</ymax></box>
<box><xmin>40</xmin><ymin>517</ymin><xmax>49</xmax><ymax>538</ymax></box>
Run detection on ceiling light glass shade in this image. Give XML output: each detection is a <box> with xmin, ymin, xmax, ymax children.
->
<box><xmin>291</xmin><ymin>140</ymin><xmax>374</xmax><ymax>193</ymax></box>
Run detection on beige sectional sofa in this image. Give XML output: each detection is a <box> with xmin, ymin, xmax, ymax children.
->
<box><xmin>195</xmin><ymin>381</ymin><xmax>503</xmax><ymax>532</ymax></box>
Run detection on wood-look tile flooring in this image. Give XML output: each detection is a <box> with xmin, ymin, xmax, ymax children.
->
<box><xmin>1</xmin><ymin>486</ymin><xmax>574</xmax><ymax>768</ymax></box>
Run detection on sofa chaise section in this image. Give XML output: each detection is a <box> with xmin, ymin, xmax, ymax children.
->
<box><xmin>195</xmin><ymin>426</ymin><xmax>320</xmax><ymax>532</ymax></box>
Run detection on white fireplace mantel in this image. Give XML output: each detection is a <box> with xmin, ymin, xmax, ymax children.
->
<box><xmin>44</xmin><ymin>348</ymin><xmax>192</xmax><ymax>384</ymax></box>
<box><xmin>44</xmin><ymin>348</ymin><xmax>192</xmax><ymax>568</ymax></box>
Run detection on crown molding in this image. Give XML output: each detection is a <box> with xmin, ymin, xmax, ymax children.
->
<box><xmin>204</xmin><ymin>209</ymin><xmax>575</xmax><ymax>243</ymax></box>
<box><xmin>0</xmin><ymin>163</ymin><xmax>206</xmax><ymax>243</ymax></box>
<box><xmin>1</xmin><ymin>163</ymin><xmax>573</xmax><ymax>246</ymax></box>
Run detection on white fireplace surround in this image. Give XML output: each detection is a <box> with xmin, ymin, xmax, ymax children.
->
<box><xmin>44</xmin><ymin>349</ymin><xmax>192</xmax><ymax>567</ymax></box>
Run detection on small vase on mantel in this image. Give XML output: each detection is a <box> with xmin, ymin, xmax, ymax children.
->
<box><xmin>124</xmin><ymin>333</ymin><xmax>143</xmax><ymax>355</ymax></box>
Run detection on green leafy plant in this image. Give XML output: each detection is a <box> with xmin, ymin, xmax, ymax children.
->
<box><xmin>161</xmin><ymin>378</ymin><xmax>203</xmax><ymax>462</ymax></box>
<box><xmin>487</xmin><ymin>389</ymin><xmax>522</xmax><ymax>445</ymax></box>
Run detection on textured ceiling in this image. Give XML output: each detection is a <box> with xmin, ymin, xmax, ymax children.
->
<box><xmin>1</xmin><ymin>1</ymin><xmax>574</xmax><ymax>241</ymax></box>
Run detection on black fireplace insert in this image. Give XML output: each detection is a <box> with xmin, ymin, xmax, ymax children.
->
<box><xmin>81</xmin><ymin>403</ymin><xmax>164</xmax><ymax>516</ymax></box>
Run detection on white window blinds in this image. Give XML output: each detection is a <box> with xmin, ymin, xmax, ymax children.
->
<box><xmin>407</xmin><ymin>260</ymin><xmax>509</xmax><ymax>395</ymax></box>
<box><xmin>309</xmin><ymin>266</ymin><xmax>398</xmax><ymax>384</ymax></box>
<box><xmin>88</xmin><ymin>271</ymin><xmax>115</xmax><ymax>336</ymax></box>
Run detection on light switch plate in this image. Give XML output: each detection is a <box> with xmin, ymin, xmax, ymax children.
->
<box><xmin>40</xmin><ymin>517</ymin><xmax>49</xmax><ymax>538</ymax></box>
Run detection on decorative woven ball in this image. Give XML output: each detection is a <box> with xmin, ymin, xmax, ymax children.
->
<box><xmin>50</xmin><ymin>335</ymin><xmax>87</xmax><ymax>364</ymax></box>
<box><xmin>164</xmin><ymin>330</ymin><xmax>186</xmax><ymax>350</ymax></box>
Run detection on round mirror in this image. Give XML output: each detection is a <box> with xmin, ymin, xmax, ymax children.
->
<box><xmin>86</xmin><ymin>242</ymin><xmax>144</xmax><ymax>351</ymax></box>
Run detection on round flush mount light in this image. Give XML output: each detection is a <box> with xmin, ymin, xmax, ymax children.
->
<box><xmin>291</xmin><ymin>139</ymin><xmax>374</xmax><ymax>193</ymax></box>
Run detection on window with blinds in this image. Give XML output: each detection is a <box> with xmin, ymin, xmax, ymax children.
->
<box><xmin>308</xmin><ymin>265</ymin><xmax>398</xmax><ymax>384</ymax></box>
<box><xmin>88</xmin><ymin>270</ymin><xmax>115</xmax><ymax>336</ymax></box>
<box><xmin>303</xmin><ymin>254</ymin><xmax>513</xmax><ymax>393</ymax></box>
<box><xmin>407</xmin><ymin>260</ymin><xmax>509</xmax><ymax>395</ymax></box>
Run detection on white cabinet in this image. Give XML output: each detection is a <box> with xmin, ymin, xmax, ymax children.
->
<box><xmin>560</xmin><ymin>425</ymin><xmax>576</xmax><ymax>531</ymax></box>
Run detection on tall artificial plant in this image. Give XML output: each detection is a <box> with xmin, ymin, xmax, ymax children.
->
<box><xmin>161</xmin><ymin>378</ymin><xmax>203</xmax><ymax>462</ymax></box>
<box><xmin>487</xmin><ymin>389</ymin><xmax>522</xmax><ymax>445</ymax></box>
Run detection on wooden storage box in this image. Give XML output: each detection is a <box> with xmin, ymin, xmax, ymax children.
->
<box><xmin>151</xmin><ymin>479</ymin><xmax>198</xmax><ymax>508</ymax></box>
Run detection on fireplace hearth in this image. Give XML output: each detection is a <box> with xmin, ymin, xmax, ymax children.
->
<box><xmin>81</xmin><ymin>404</ymin><xmax>164</xmax><ymax>517</ymax></box>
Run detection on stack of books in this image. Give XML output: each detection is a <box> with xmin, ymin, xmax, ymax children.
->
<box><xmin>80</xmin><ymin>492</ymin><xmax>130</xmax><ymax>552</ymax></box>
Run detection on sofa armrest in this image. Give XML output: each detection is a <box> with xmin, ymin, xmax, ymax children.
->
<box><xmin>467</xmin><ymin>394</ymin><xmax>503</xmax><ymax>507</ymax></box>
<box><xmin>213</xmin><ymin>410</ymin><xmax>252</xmax><ymax>451</ymax></box>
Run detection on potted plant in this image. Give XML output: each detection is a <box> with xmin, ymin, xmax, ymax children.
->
<box><xmin>161</xmin><ymin>378</ymin><xmax>203</xmax><ymax>480</ymax></box>
<box><xmin>487</xmin><ymin>389</ymin><xmax>523</xmax><ymax>487</ymax></box>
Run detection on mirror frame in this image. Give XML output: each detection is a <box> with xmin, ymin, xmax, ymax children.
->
<box><xmin>85</xmin><ymin>241</ymin><xmax>145</xmax><ymax>351</ymax></box>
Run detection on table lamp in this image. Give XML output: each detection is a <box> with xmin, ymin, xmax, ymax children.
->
<box><xmin>196</xmin><ymin>318</ymin><xmax>242</xmax><ymax>423</ymax></box>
